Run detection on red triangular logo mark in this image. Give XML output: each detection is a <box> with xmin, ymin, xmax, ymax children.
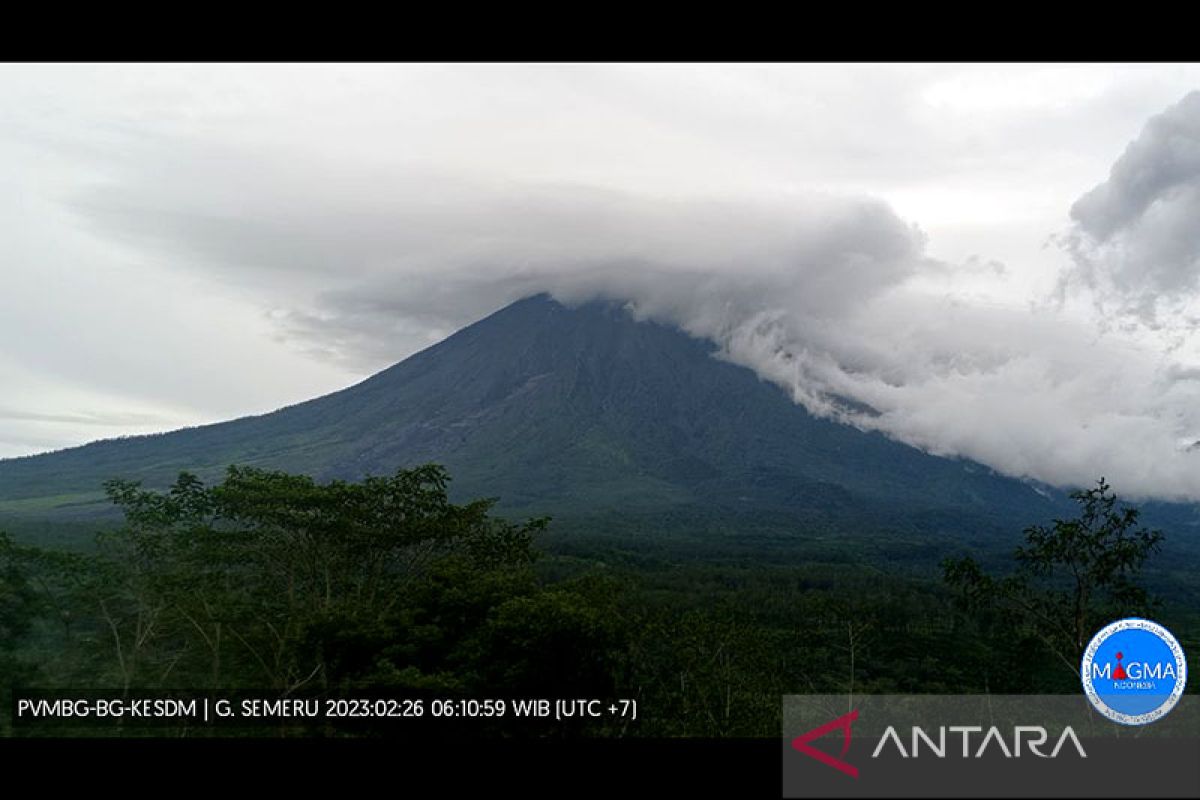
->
<box><xmin>791</xmin><ymin>709</ymin><xmax>859</xmax><ymax>779</ymax></box>
<box><xmin>1113</xmin><ymin>651</ymin><xmax>1128</xmax><ymax>680</ymax></box>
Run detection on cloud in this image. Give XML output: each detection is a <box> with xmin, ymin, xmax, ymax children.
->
<box><xmin>9</xmin><ymin>66</ymin><xmax>1200</xmax><ymax>501</ymax></box>
<box><xmin>560</xmin><ymin>263</ymin><xmax>1200</xmax><ymax>502</ymax></box>
<box><xmin>0</xmin><ymin>407</ymin><xmax>174</xmax><ymax>427</ymax></box>
<box><xmin>67</xmin><ymin>141</ymin><xmax>928</xmax><ymax>369</ymax></box>
<box><xmin>64</xmin><ymin>130</ymin><xmax>1200</xmax><ymax>501</ymax></box>
<box><xmin>1064</xmin><ymin>91</ymin><xmax>1200</xmax><ymax>324</ymax></box>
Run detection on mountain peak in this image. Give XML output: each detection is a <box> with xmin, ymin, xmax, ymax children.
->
<box><xmin>0</xmin><ymin>294</ymin><xmax>1058</xmax><ymax>534</ymax></box>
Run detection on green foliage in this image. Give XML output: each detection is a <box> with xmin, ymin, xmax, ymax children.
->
<box><xmin>0</xmin><ymin>532</ymin><xmax>36</xmax><ymax>647</ymax></box>
<box><xmin>14</xmin><ymin>465</ymin><xmax>553</xmax><ymax>709</ymax></box>
<box><xmin>3</xmin><ymin>467</ymin><xmax>1195</xmax><ymax>739</ymax></box>
<box><xmin>0</xmin><ymin>532</ymin><xmax>40</xmax><ymax>733</ymax></box>
<box><xmin>943</xmin><ymin>478</ymin><xmax>1164</xmax><ymax>681</ymax></box>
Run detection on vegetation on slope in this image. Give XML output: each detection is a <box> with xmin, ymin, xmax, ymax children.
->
<box><xmin>1</xmin><ymin>465</ymin><xmax>1193</xmax><ymax>738</ymax></box>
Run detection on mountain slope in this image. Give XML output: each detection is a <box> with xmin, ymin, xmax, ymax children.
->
<box><xmin>0</xmin><ymin>294</ymin><xmax>1070</xmax><ymax>535</ymax></box>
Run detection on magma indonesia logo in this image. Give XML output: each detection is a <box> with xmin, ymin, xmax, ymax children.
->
<box><xmin>1081</xmin><ymin>617</ymin><xmax>1188</xmax><ymax>725</ymax></box>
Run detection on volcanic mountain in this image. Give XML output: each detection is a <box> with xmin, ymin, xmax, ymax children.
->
<box><xmin>0</xmin><ymin>293</ymin><xmax>1088</xmax><ymax>546</ymax></box>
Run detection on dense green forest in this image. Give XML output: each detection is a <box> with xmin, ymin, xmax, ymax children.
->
<box><xmin>1</xmin><ymin>465</ymin><xmax>1195</xmax><ymax>738</ymax></box>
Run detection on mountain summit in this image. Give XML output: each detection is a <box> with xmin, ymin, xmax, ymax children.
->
<box><xmin>0</xmin><ymin>294</ymin><xmax>1060</xmax><ymax>534</ymax></box>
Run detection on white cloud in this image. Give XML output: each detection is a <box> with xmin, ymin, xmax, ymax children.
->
<box><xmin>4</xmin><ymin>65</ymin><xmax>1200</xmax><ymax>501</ymax></box>
<box><xmin>1064</xmin><ymin>91</ymin><xmax>1200</xmax><ymax>324</ymax></box>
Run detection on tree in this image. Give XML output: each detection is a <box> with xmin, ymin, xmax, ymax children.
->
<box><xmin>0</xmin><ymin>532</ymin><xmax>40</xmax><ymax>733</ymax></box>
<box><xmin>0</xmin><ymin>532</ymin><xmax>35</xmax><ymax>649</ymax></box>
<box><xmin>943</xmin><ymin>477</ymin><xmax>1163</xmax><ymax>682</ymax></box>
<box><xmin>64</xmin><ymin>464</ymin><xmax>554</xmax><ymax>708</ymax></box>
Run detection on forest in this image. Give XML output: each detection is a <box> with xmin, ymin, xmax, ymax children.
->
<box><xmin>0</xmin><ymin>465</ymin><xmax>1194</xmax><ymax>738</ymax></box>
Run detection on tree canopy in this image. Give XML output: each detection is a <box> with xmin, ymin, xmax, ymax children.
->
<box><xmin>943</xmin><ymin>477</ymin><xmax>1164</xmax><ymax>679</ymax></box>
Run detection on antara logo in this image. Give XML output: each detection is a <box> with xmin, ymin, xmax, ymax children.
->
<box><xmin>791</xmin><ymin>709</ymin><xmax>860</xmax><ymax>778</ymax></box>
<box><xmin>871</xmin><ymin>725</ymin><xmax>1088</xmax><ymax>758</ymax></box>
<box><xmin>791</xmin><ymin>710</ymin><xmax>1087</xmax><ymax>778</ymax></box>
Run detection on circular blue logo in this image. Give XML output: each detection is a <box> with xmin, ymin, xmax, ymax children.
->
<box><xmin>1080</xmin><ymin>617</ymin><xmax>1187</xmax><ymax>725</ymax></box>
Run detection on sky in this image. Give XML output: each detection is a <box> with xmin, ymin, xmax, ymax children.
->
<box><xmin>2</xmin><ymin>63</ymin><xmax>1200</xmax><ymax>500</ymax></box>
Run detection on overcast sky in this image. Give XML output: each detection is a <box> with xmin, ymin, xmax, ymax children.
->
<box><xmin>3</xmin><ymin>63</ymin><xmax>1200</xmax><ymax>500</ymax></box>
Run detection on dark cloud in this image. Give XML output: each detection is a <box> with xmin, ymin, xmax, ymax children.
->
<box><xmin>68</xmin><ymin>141</ymin><xmax>929</xmax><ymax>370</ymax></box>
<box><xmin>1065</xmin><ymin>91</ymin><xmax>1200</xmax><ymax>322</ymax></box>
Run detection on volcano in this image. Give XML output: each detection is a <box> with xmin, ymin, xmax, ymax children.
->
<box><xmin>0</xmin><ymin>294</ymin><xmax>1072</xmax><ymax>539</ymax></box>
